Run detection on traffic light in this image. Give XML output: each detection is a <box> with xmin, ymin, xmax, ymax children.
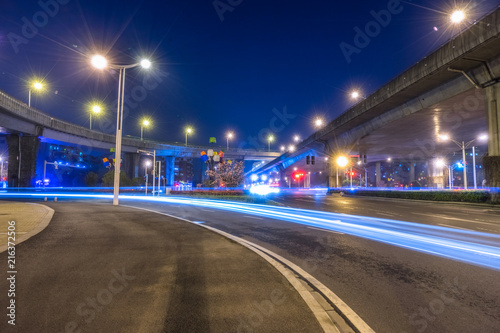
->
<box><xmin>306</xmin><ymin>156</ymin><xmax>310</xmax><ymax>165</ymax></box>
<box><xmin>311</xmin><ymin>156</ymin><xmax>315</xmax><ymax>165</ymax></box>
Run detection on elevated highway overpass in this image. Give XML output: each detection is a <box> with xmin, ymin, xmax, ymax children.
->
<box><xmin>0</xmin><ymin>90</ymin><xmax>279</xmax><ymax>186</ymax></box>
<box><xmin>252</xmin><ymin>7</ymin><xmax>500</xmax><ymax>193</ymax></box>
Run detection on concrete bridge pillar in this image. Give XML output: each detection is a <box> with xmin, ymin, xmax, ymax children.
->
<box><xmin>376</xmin><ymin>162</ymin><xmax>382</xmax><ymax>187</ymax></box>
<box><xmin>123</xmin><ymin>153</ymin><xmax>140</xmax><ymax>179</ymax></box>
<box><xmin>484</xmin><ymin>85</ymin><xmax>500</xmax><ymax>201</ymax></box>
<box><xmin>410</xmin><ymin>162</ymin><xmax>416</xmax><ymax>185</ymax></box>
<box><xmin>164</xmin><ymin>156</ymin><xmax>175</xmax><ymax>186</ymax></box>
<box><xmin>6</xmin><ymin>134</ymin><xmax>40</xmax><ymax>187</ymax></box>
<box><xmin>279</xmin><ymin>166</ymin><xmax>287</xmax><ymax>188</ymax></box>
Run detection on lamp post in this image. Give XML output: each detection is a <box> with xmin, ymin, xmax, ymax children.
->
<box><xmin>185</xmin><ymin>127</ymin><xmax>193</xmax><ymax>146</ymax></box>
<box><xmin>91</xmin><ymin>55</ymin><xmax>151</xmax><ymax>206</ymax></box>
<box><xmin>267</xmin><ymin>135</ymin><xmax>274</xmax><ymax>152</ymax></box>
<box><xmin>90</xmin><ymin>105</ymin><xmax>101</xmax><ymax>130</ymax></box>
<box><xmin>226</xmin><ymin>132</ymin><xmax>233</xmax><ymax>150</ymax></box>
<box><xmin>336</xmin><ymin>156</ymin><xmax>348</xmax><ymax>188</ymax></box>
<box><xmin>314</xmin><ymin>118</ymin><xmax>324</xmax><ymax>128</ymax></box>
<box><xmin>145</xmin><ymin>160</ymin><xmax>151</xmax><ymax>195</ymax></box>
<box><xmin>439</xmin><ymin>134</ymin><xmax>487</xmax><ymax>190</ymax></box>
<box><xmin>141</xmin><ymin>118</ymin><xmax>151</xmax><ymax>140</ymax></box>
<box><xmin>293</xmin><ymin>135</ymin><xmax>300</xmax><ymax>143</ymax></box>
<box><xmin>0</xmin><ymin>157</ymin><xmax>3</xmax><ymax>187</ymax></box>
<box><xmin>28</xmin><ymin>81</ymin><xmax>43</xmax><ymax>107</ymax></box>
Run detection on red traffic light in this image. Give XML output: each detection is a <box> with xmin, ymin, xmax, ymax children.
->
<box><xmin>292</xmin><ymin>170</ymin><xmax>305</xmax><ymax>180</ymax></box>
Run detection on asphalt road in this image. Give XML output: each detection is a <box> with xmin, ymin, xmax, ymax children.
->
<box><xmin>0</xmin><ymin>201</ymin><xmax>322</xmax><ymax>333</ymax></box>
<box><xmin>121</xmin><ymin>192</ymin><xmax>500</xmax><ymax>333</ymax></box>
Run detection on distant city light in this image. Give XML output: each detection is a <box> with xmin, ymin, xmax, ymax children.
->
<box><xmin>251</xmin><ymin>174</ymin><xmax>259</xmax><ymax>182</ymax></box>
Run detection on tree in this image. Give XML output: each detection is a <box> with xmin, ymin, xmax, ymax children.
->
<box><xmin>205</xmin><ymin>161</ymin><xmax>244</xmax><ymax>188</ymax></box>
<box><xmin>84</xmin><ymin>172</ymin><xmax>99</xmax><ymax>187</ymax></box>
<box><xmin>102</xmin><ymin>169</ymin><xmax>132</xmax><ymax>186</ymax></box>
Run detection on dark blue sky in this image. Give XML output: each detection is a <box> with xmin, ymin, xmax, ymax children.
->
<box><xmin>1</xmin><ymin>0</ymin><xmax>498</xmax><ymax>149</ymax></box>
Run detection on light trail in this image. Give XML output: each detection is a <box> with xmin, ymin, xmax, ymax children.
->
<box><xmin>1</xmin><ymin>192</ymin><xmax>499</xmax><ymax>271</ymax></box>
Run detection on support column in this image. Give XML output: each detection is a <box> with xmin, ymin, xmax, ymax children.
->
<box><xmin>6</xmin><ymin>134</ymin><xmax>40</xmax><ymax>187</ymax></box>
<box><xmin>164</xmin><ymin>156</ymin><xmax>175</xmax><ymax>186</ymax></box>
<box><xmin>123</xmin><ymin>153</ymin><xmax>140</xmax><ymax>179</ymax></box>
<box><xmin>410</xmin><ymin>162</ymin><xmax>415</xmax><ymax>185</ymax></box>
<box><xmin>279</xmin><ymin>166</ymin><xmax>287</xmax><ymax>188</ymax></box>
<box><xmin>376</xmin><ymin>162</ymin><xmax>381</xmax><ymax>187</ymax></box>
<box><xmin>484</xmin><ymin>85</ymin><xmax>500</xmax><ymax>201</ymax></box>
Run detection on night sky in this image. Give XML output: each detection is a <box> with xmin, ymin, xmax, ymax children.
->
<box><xmin>1</xmin><ymin>0</ymin><xmax>498</xmax><ymax>149</ymax></box>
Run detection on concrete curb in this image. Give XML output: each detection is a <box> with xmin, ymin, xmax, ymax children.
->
<box><xmin>0</xmin><ymin>203</ymin><xmax>54</xmax><ymax>253</ymax></box>
<box><xmin>122</xmin><ymin>204</ymin><xmax>375</xmax><ymax>333</ymax></box>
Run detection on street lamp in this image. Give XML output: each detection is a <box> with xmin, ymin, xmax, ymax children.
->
<box><xmin>288</xmin><ymin>145</ymin><xmax>296</xmax><ymax>152</ymax></box>
<box><xmin>185</xmin><ymin>127</ymin><xmax>193</xmax><ymax>146</ymax></box>
<box><xmin>450</xmin><ymin>10</ymin><xmax>466</xmax><ymax>24</ymax></box>
<box><xmin>439</xmin><ymin>133</ymin><xmax>488</xmax><ymax>189</ymax></box>
<box><xmin>0</xmin><ymin>157</ymin><xmax>3</xmax><ymax>187</ymax></box>
<box><xmin>314</xmin><ymin>118</ymin><xmax>324</xmax><ymax>128</ymax></box>
<box><xmin>280</xmin><ymin>146</ymin><xmax>286</xmax><ymax>152</ymax></box>
<box><xmin>28</xmin><ymin>80</ymin><xmax>44</xmax><ymax>107</ymax></box>
<box><xmin>294</xmin><ymin>135</ymin><xmax>300</xmax><ymax>142</ymax></box>
<box><xmin>434</xmin><ymin>158</ymin><xmax>453</xmax><ymax>189</ymax></box>
<box><xmin>226</xmin><ymin>132</ymin><xmax>234</xmax><ymax>150</ymax></box>
<box><xmin>350</xmin><ymin>90</ymin><xmax>361</xmax><ymax>99</ymax></box>
<box><xmin>140</xmin><ymin>118</ymin><xmax>151</xmax><ymax>140</ymax></box>
<box><xmin>267</xmin><ymin>135</ymin><xmax>274</xmax><ymax>152</ymax></box>
<box><xmin>89</xmin><ymin>104</ymin><xmax>102</xmax><ymax>130</ymax></box>
<box><xmin>91</xmin><ymin>54</ymin><xmax>152</xmax><ymax>206</ymax></box>
<box><xmin>145</xmin><ymin>160</ymin><xmax>152</xmax><ymax>195</ymax></box>
<box><xmin>336</xmin><ymin>155</ymin><xmax>348</xmax><ymax>188</ymax></box>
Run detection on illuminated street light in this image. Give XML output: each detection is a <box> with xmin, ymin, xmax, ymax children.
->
<box><xmin>226</xmin><ymin>132</ymin><xmax>234</xmax><ymax>150</ymax></box>
<box><xmin>350</xmin><ymin>90</ymin><xmax>361</xmax><ymax>99</ymax></box>
<box><xmin>288</xmin><ymin>145</ymin><xmax>296</xmax><ymax>152</ymax></box>
<box><xmin>280</xmin><ymin>146</ymin><xmax>286</xmax><ymax>152</ymax></box>
<box><xmin>294</xmin><ymin>135</ymin><xmax>300</xmax><ymax>142</ymax></box>
<box><xmin>438</xmin><ymin>133</ymin><xmax>488</xmax><ymax>189</ymax></box>
<box><xmin>314</xmin><ymin>118</ymin><xmax>324</xmax><ymax>128</ymax></box>
<box><xmin>434</xmin><ymin>158</ymin><xmax>453</xmax><ymax>189</ymax></box>
<box><xmin>89</xmin><ymin>104</ymin><xmax>102</xmax><ymax>130</ymax></box>
<box><xmin>145</xmin><ymin>160</ymin><xmax>152</xmax><ymax>195</ymax></box>
<box><xmin>387</xmin><ymin>157</ymin><xmax>392</xmax><ymax>162</ymax></box>
<box><xmin>28</xmin><ymin>80</ymin><xmax>44</xmax><ymax>107</ymax></box>
<box><xmin>90</xmin><ymin>54</ymin><xmax>152</xmax><ymax>206</ymax></box>
<box><xmin>185</xmin><ymin>127</ymin><xmax>193</xmax><ymax>146</ymax></box>
<box><xmin>267</xmin><ymin>135</ymin><xmax>274</xmax><ymax>152</ymax></box>
<box><xmin>450</xmin><ymin>10</ymin><xmax>466</xmax><ymax>24</ymax></box>
<box><xmin>336</xmin><ymin>155</ymin><xmax>348</xmax><ymax>188</ymax></box>
<box><xmin>141</xmin><ymin>118</ymin><xmax>151</xmax><ymax>140</ymax></box>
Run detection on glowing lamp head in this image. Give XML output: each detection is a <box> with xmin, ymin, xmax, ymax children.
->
<box><xmin>251</xmin><ymin>174</ymin><xmax>259</xmax><ymax>182</ymax></box>
<box><xmin>434</xmin><ymin>158</ymin><xmax>446</xmax><ymax>168</ymax></box>
<box><xmin>288</xmin><ymin>145</ymin><xmax>295</xmax><ymax>152</ymax></box>
<box><xmin>145</xmin><ymin>160</ymin><xmax>152</xmax><ymax>167</ymax></box>
<box><xmin>268</xmin><ymin>135</ymin><xmax>274</xmax><ymax>142</ymax></box>
<box><xmin>451</xmin><ymin>10</ymin><xmax>465</xmax><ymax>24</ymax></box>
<box><xmin>227</xmin><ymin>132</ymin><xmax>233</xmax><ymax>139</ymax></box>
<box><xmin>140</xmin><ymin>59</ymin><xmax>152</xmax><ymax>69</ymax></box>
<box><xmin>351</xmin><ymin>91</ymin><xmax>360</xmax><ymax>99</ymax></box>
<box><xmin>91</xmin><ymin>55</ymin><xmax>108</xmax><ymax>69</ymax></box>
<box><xmin>92</xmin><ymin>105</ymin><xmax>101</xmax><ymax>114</ymax></box>
<box><xmin>439</xmin><ymin>134</ymin><xmax>450</xmax><ymax>142</ymax></box>
<box><xmin>315</xmin><ymin>118</ymin><xmax>323</xmax><ymax>127</ymax></box>
<box><xmin>478</xmin><ymin>134</ymin><xmax>488</xmax><ymax>141</ymax></box>
<box><xmin>33</xmin><ymin>82</ymin><xmax>43</xmax><ymax>91</ymax></box>
<box><xmin>186</xmin><ymin>127</ymin><xmax>193</xmax><ymax>134</ymax></box>
<box><xmin>280</xmin><ymin>146</ymin><xmax>285</xmax><ymax>152</ymax></box>
<box><xmin>142</xmin><ymin>119</ymin><xmax>150</xmax><ymax>127</ymax></box>
<box><xmin>294</xmin><ymin>135</ymin><xmax>300</xmax><ymax>142</ymax></box>
<box><xmin>336</xmin><ymin>156</ymin><xmax>348</xmax><ymax>167</ymax></box>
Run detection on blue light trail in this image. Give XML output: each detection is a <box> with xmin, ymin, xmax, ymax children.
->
<box><xmin>1</xmin><ymin>192</ymin><xmax>499</xmax><ymax>271</ymax></box>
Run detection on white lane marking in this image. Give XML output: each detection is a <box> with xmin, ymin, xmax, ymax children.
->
<box><xmin>412</xmin><ymin>213</ymin><xmax>498</xmax><ymax>225</ymax></box>
<box><xmin>243</xmin><ymin>215</ymin><xmax>264</xmax><ymax>220</ymax></box>
<box><xmin>438</xmin><ymin>224</ymin><xmax>473</xmax><ymax>231</ymax></box>
<box><xmin>307</xmin><ymin>227</ymin><xmax>345</xmax><ymax>235</ymax></box>
<box><xmin>199</xmin><ymin>208</ymin><xmax>213</xmax><ymax>212</ymax></box>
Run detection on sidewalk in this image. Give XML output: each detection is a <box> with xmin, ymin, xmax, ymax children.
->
<box><xmin>0</xmin><ymin>201</ymin><xmax>54</xmax><ymax>253</ymax></box>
